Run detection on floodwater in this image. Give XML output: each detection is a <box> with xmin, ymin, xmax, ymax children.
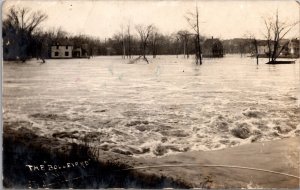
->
<box><xmin>3</xmin><ymin>55</ymin><xmax>300</xmax><ymax>157</ymax></box>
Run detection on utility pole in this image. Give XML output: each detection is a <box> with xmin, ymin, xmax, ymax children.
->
<box><xmin>196</xmin><ymin>4</ymin><xmax>202</xmax><ymax>65</ymax></box>
<box><xmin>296</xmin><ymin>0</ymin><xmax>300</xmax><ymax>107</ymax></box>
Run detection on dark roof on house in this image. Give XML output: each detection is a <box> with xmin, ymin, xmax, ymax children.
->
<box><xmin>290</xmin><ymin>38</ymin><xmax>299</xmax><ymax>45</ymax></box>
<box><xmin>256</xmin><ymin>39</ymin><xmax>292</xmax><ymax>46</ymax></box>
<box><xmin>51</xmin><ymin>37</ymin><xmax>74</xmax><ymax>46</ymax></box>
<box><xmin>203</xmin><ymin>38</ymin><xmax>222</xmax><ymax>48</ymax></box>
<box><xmin>51</xmin><ymin>41</ymin><xmax>74</xmax><ymax>46</ymax></box>
<box><xmin>51</xmin><ymin>44</ymin><xmax>74</xmax><ymax>47</ymax></box>
<box><xmin>291</xmin><ymin>38</ymin><xmax>299</xmax><ymax>42</ymax></box>
<box><xmin>256</xmin><ymin>40</ymin><xmax>269</xmax><ymax>46</ymax></box>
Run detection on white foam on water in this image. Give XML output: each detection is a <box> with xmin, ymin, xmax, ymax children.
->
<box><xmin>3</xmin><ymin>55</ymin><xmax>300</xmax><ymax>157</ymax></box>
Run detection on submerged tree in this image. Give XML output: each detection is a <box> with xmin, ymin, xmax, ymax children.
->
<box><xmin>150</xmin><ymin>26</ymin><xmax>160</xmax><ymax>58</ymax></box>
<box><xmin>171</xmin><ymin>33</ymin><xmax>181</xmax><ymax>58</ymax></box>
<box><xmin>185</xmin><ymin>4</ymin><xmax>203</xmax><ymax>65</ymax></box>
<box><xmin>246</xmin><ymin>33</ymin><xmax>259</xmax><ymax>65</ymax></box>
<box><xmin>177</xmin><ymin>30</ymin><xmax>192</xmax><ymax>58</ymax></box>
<box><xmin>263</xmin><ymin>10</ymin><xmax>297</xmax><ymax>63</ymax></box>
<box><xmin>135</xmin><ymin>24</ymin><xmax>154</xmax><ymax>63</ymax></box>
<box><xmin>251</xmin><ymin>38</ymin><xmax>259</xmax><ymax>65</ymax></box>
<box><xmin>121</xmin><ymin>25</ymin><xmax>126</xmax><ymax>59</ymax></box>
<box><xmin>3</xmin><ymin>6</ymin><xmax>48</xmax><ymax>62</ymax></box>
<box><xmin>238</xmin><ymin>40</ymin><xmax>247</xmax><ymax>57</ymax></box>
<box><xmin>127</xmin><ymin>22</ymin><xmax>132</xmax><ymax>59</ymax></box>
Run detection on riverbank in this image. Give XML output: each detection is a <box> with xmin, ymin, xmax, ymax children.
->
<box><xmin>143</xmin><ymin>135</ymin><xmax>300</xmax><ymax>188</ymax></box>
<box><xmin>3</xmin><ymin>125</ymin><xmax>192</xmax><ymax>188</ymax></box>
<box><xmin>3</xmin><ymin>124</ymin><xmax>300</xmax><ymax>188</ymax></box>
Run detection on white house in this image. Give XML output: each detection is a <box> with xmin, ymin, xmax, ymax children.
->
<box><xmin>256</xmin><ymin>41</ymin><xmax>274</xmax><ymax>56</ymax></box>
<box><xmin>257</xmin><ymin>44</ymin><xmax>269</xmax><ymax>55</ymax></box>
<box><xmin>288</xmin><ymin>39</ymin><xmax>299</xmax><ymax>57</ymax></box>
<box><xmin>51</xmin><ymin>45</ymin><xmax>73</xmax><ymax>58</ymax></box>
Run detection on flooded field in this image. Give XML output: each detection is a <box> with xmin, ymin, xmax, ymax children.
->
<box><xmin>3</xmin><ymin>55</ymin><xmax>300</xmax><ymax>157</ymax></box>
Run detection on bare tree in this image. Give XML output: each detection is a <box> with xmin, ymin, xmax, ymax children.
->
<box><xmin>111</xmin><ymin>32</ymin><xmax>125</xmax><ymax>56</ymax></box>
<box><xmin>50</xmin><ymin>27</ymin><xmax>69</xmax><ymax>42</ymax></box>
<box><xmin>185</xmin><ymin>4</ymin><xmax>203</xmax><ymax>64</ymax></box>
<box><xmin>177</xmin><ymin>30</ymin><xmax>192</xmax><ymax>58</ymax></box>
<box><xmin>263</xmin><ymin>10</ymin><xmax>297</xmax><ymax>63</ymax></box>
<box><xmin>170</xmin><ymin>33</ymin><xmax>180</xmax><ymax>58</ymax></box>
<box><xmin>252</xmin><ymin>38</ymin><xmax>259</xmax><ymax>65</ymax></box>
<box><xmin>150</xmin><ymin>26</ymin><xmax>160</xmax><ymax>58</ymax></box>
<box><xmin>120</xmin><ymin>25</ymin><xmax>126</xmax><ymax>59</ymax></box>
<box><xmin>263</xmin><ymin>18</ymin><xmax>273</xmax><ymax>62</ymax></box>
<box><xmin>3</xmin><ymin>6</ymin><xmax>48</xmax><ymax>62</ymax></box>
<box><xmin>127</xmin><ymin>22</ymin><xmax>132</xmax><ymax>59</ymax></box>
<box><xmin>135</xmin><ymin>24</ymin><xmax>154</xmax><ymax>63</ymax></box>
<box><xmin>6</xmin><ymin>6</ymin><xmax>48</xmax><ymax>34</ymax></box>
<box><xmin>246</xmin><ymin>33</ymin><xmax>259</xmax><ymax>65</ymax></box>
<box><xmin>238</xmin><ymin>41</ymin><xmax>247</xmax><ymax>57</ymax></box>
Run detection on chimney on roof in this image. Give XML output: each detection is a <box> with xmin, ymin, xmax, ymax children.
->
<box><xmin>212</xmin><ymin>36</ymin><xmax>213</xmax><ymax>39</ymax></box>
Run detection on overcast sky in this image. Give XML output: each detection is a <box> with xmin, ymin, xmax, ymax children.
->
<box><xmin>2</xmin><ymin>0</ymin><xmax>300</xmax><ymax>40</ymax></box>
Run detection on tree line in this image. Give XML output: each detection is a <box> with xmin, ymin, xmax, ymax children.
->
<box><xmin>3</xmin><ymin>6</ymin><xmax>206</xmax><ymax>63</ymax></box>
<box><xmin>3</xmin><ymin>6</ymin><xmax>296</xmax><ymax>64</ymax></box>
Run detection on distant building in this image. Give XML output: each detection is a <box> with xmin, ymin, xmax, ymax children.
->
<box><xmin>257</xmin><ymin>40</ymin><xmax>270</xmax><ymax>56</ymax></box>
<box><xmin>51</xmin><ymin>44</ymin><xmax>73</xmax><ymax>58</ymax></box>
<box><xmin>278</xmin><ymin>39</ymin><xmax>290</xmax><ymax>56</ymax></box>
<box><xmin>202</xmin><ymin>37</ymin><xmax>224</xmax><ymax>58</ymax></box>
<box><xmin>72</xmin><ymin>48</ymin><xmax>82</xmax><ymax>58</ymax></box>
<box><xmin>72</xmin><ymin>43</ymin><xmax>89</xmax><ymax>58</ymax></box>
<box><xmin>256</xmin><ymin>39</ymin><xmax>299</xmax><ymax>58</ymax></box>
<box><xmin>50</xmin><ymin>42</ymin><xmax>90</xmax><ymax>59</ymax></box>
<box><xmin>288</xmin><ymin>38</ymin><xmax>299</xmax><ymax>57</ymax></box>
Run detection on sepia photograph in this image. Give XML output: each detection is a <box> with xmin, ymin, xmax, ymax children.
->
<box><xmin>2</xmin><ymin>0</ymin><xmax>300</xmax><ymax>188</ymax></box>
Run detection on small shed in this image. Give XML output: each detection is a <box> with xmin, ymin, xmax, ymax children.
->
<box><xmin>72</xmin><ymin>48</ymin><xmax>82</xmax><ymax>58</ymax></box>
<box><xmin>202</xmin><ymin>37</ymin><xmax>224</xmax><ymax>58</ymax></box>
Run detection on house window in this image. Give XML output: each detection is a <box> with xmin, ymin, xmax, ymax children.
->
<box><xmin>55</xmin><ymin>52</ymin><xmax>59</xmax><ymax>56</ymax></box>
<box><xmin>65</xmin><ymin>52</ymin><xmax>69</xmax><ymax>56</ymax></box>
<box><xmin>56</xmin><ymin>45</ymin><xmax>59</xmax><ymax>49</ymax></box>
<box><xmin>66</xmin><ymin>46</ymin><xmax>68</xmax><ymax>49</ymax></box>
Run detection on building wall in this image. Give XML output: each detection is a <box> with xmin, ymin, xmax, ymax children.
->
<box><xmin>51</xmin><ymin>46</ymin><xmax>73</xmax><ymax>58</ymax></box>
<box><xmin>73</xmin><ymin>48</ymin><xmax>82</xmax><ymax>57</ymax></box>
<box><xmin>257</xmin><ymin>45</ymin><xmax>269</xmax><ymax>55</ymax></box>
<box><xmin>288</xmin><ymin>41</ymin><xmax>299</xmax><ymax>56</ymax></box>
<box><xmin>202</xmin><ymin>39</ymin><xmax>223</xmax><ymax>57</ymax></box>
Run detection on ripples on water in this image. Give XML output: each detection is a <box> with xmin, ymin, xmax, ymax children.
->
<box><xmin>3</xmin><ymin>55</ymin><xmax>300</xmax><ymax>157</ymax></box>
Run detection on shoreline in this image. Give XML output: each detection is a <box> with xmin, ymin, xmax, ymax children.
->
<box><xmin>3</xmin><ymin>125</ymin><xmax>300</xmax><ymax>188</ymax></box>
<box><xmin>3</xmin><ymin>126</ymin><xmax>190</xmax><ymax>188</ymax></box>
<box><xmin>144</xmin><ymin>135</ymin><xmax>300</xmax><ymax>188</ymax></box>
